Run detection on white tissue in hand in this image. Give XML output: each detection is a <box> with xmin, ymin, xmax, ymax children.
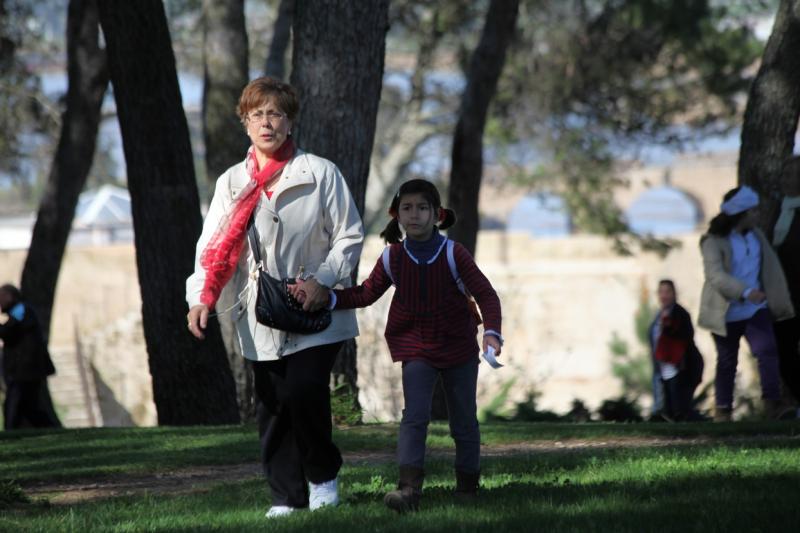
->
<box><xmin>482</xmin><ymin>345</ymin><xmax>503</xmax><ymax>369</ymax></box>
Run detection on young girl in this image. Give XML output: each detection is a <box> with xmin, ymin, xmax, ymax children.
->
<box><xmin>291</xmin><ymin>178</ymin><xmax>503</xmax><ymax>512</ymax></box>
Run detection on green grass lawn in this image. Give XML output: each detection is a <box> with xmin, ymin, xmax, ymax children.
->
<box><xmin>2</xmin><ymin>421</ymin><xmax>800</xmax><ymax>532</ymax></box>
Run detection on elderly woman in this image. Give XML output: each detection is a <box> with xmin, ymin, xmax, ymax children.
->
<box><xmin>186</xmin><ymin>77</ymin><xmax>363</xmax><ymax>518</ymax></box>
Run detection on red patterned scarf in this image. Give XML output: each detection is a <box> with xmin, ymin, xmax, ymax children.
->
<box><xmin>199</xmin><ymin>139</ymin><xmax>295</xmax><ymax>309</ymax></box>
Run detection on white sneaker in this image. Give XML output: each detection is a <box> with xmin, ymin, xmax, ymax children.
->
<box><xmin>309</xmin><ymin>478</ymin><xmax>339</xmax><ymax>510</ymax></box>
<box><xmin>265</xmin><ymin>505</ymin><xmax>296</xmax><ymax>518</ymax></box>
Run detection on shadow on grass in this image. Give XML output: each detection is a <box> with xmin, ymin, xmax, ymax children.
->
<box><xmin>0</xmin><ymin>426</ymin><xmax>256</xmax><ymax>483</ymax></box>
<box><xmin>4</xmin><ymin>466</ymin><xmax>800</xmax><ymax>532</ymax></box>
<box><xmin>3</xmin><ymin>421</ymin><xmax>800</xmax><ymax>486</ymax></box>
<box><xmin>0</xmin><ymin>424</ymin><xmax>399</xmax><ymax>484</ymax></box>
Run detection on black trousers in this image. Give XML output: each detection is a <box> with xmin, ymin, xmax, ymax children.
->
<box><xmin>252</xmin><ymin>342</ymin><xmax>343</xmax><ymax>508</ymax></box>
<box><xmin>3</xmin><ymin>379</ymin><xmax>62</xmax><ymax>430</ymax></box>
<box><xmin>661</xmin><ymin>374</ymin><xmax>692</xmax><ymax>419</ymax></box>
<box><xmin>661</xmin><ymin>349</ymin><xmax>704</xmax><ymax>420</ymax></box>
<box><xmin>774</xmin><ymin>316</ymin><xmax>800</xmax><ymax>403</ymax></box>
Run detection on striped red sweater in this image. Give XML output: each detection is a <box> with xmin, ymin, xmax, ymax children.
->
<box><xmin>333</xmin><ymin>240</ymin><xmax>502</xmax><ymax>367</ymax></box>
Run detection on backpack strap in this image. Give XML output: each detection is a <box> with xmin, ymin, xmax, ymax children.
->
<box><xmin>446</xmin><ymin>239</ymin><xmax>467</xmax><ymax>295</ymax></box>
<box><xmin>385</xmin><ymin>239</ymin><xmax>465</xmax><ymax>294</ymax></box>
<box><xmin>382</xmin><ymin>245</ymin><xmax>395</xmax><ymax>285</ymax></box>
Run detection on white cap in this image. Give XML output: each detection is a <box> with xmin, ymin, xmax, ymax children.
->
<box><xmin>721</xmin><ymin>186</ymin><xmax>758</xmax><ymax>215</ymax></box>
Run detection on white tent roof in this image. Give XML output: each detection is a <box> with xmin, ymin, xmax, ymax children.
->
<box><xmin>75</xmin><ymin>185</ymin><xmax>131</xmax><ymax>228</ymax></box>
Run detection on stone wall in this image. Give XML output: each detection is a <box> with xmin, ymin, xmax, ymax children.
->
<box><xmin>355</xmin><ymin>230</ymin><xmax>735</xmax><ymax>421</ymax></box>
<box><xmin>0</xmin><ymin>246</ymin><xmax>154</xmax><ymax>426</ymax></box>
<box><xmin>1</xmin><ymin>229</ymin><xmax>760</xmax><ymax>426</ymax></box>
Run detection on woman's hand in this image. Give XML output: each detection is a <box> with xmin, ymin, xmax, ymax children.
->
<box><xmin>300</xmin><ymin>277</ymin><xmax>329</xmax><ymax>312</ymax></box>
<box><xmin>483</xmin><ymin>334</ymin><xmax>502</xmax><ymax>357</ymax></box>
<box><xmin>287</xmin><ymin>279</ymin><xmax>307</xmax><ymax>303</ymax></box>
<box><xmin>187</xmin><ymin>304</ymin><xmax>209</xmax><ymax>339</ymax></box>
<box><xmin>746</xmin><ymin>289</ymin><xmax>766</xmax><ymax>304</ymax></box>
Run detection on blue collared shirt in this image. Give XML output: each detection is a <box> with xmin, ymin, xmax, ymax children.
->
<box><xmin>726</xmin><ymin>230</ymin><xmax>767</xmax><ymax>322</ymax></box>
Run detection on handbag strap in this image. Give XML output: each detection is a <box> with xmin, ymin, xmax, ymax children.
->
<box><xmin>247</xmin><ymin>215</ymin><xmax>263</xmax><ymax>267</ymax></box>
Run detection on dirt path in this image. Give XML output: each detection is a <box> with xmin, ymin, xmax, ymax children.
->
<box><xmin>22</xmin><ymin>434</ymin><xmax>799</xmax><ymax>505</ymax></box>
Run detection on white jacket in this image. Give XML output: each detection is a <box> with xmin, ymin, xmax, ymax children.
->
<box><xmin>186</xmin><ymin>150</ymin><xmax>364</xmax><ymax>361</ymax></box>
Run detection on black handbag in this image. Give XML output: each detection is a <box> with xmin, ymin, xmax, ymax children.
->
<box><xmin>247</xmin><ymin>217</ymin><xmax>332</xmax><ymax>334</ymax></box>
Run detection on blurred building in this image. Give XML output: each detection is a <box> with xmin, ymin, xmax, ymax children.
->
<box><xmin>0</xmin><ymin>184</ymin><xmax>133</xmax><ymax>250</ymax></box>
<box><xmin>625</xmin><ymin>185</ymin><xmax>703</xmax><ymax>236</ymax></box>
<box><xmin>70</xmin><ymin>185</ymin><xmax>134</xmax><ymax>246</ymax></box>
<box><xmin>506</xmin><ymin>192</ymin><xmax>572</xmax><ymax>238</ymax></box>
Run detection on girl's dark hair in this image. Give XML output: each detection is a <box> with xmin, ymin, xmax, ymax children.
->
<box><xmin>0</xmin><ymin>283</ymin><xmax>21</xmax><ymax>303</ymax></box>
<box><xmin>707</xmin><ymin>187</ymin><xmax>745</xmax><ymax>237</ymax></box>
<box><xmin>658</xmin><ymin>279</ymin><xmax>676</xmax><ymax>294</ymax></box>
<box><xmin>379</xmin><ymin>179</ymin><xmax>457</xmax><ymax>244</ymax></box>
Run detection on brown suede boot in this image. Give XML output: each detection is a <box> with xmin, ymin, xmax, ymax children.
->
<box><xmin>384</xmin><ymin>465</ymin><xmax>424</xmax><ymax>513</ymax></box>
<box><xmin>454</xmin><ymin>470</ymin><xmax>480</xmax><ymax>501</ymax></box>
<box><xmin>714</xmin><ymin>406</ymin><xmax>732</xmax><ymax>422</ymax></box>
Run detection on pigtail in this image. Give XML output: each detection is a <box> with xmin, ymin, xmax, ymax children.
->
<box><xmin>438</xmin><ymin>208</ymin><xmax>457</xmax><ymax>230</ymax></box>
<box><xmin>380</xmin><ymin>218</ymin><xmax>403</xmax><ymax>244</ymax></box>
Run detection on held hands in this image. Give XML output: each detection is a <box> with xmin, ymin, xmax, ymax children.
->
<box><xmin>187</xmin><ymin>304</ymin><xmax>209</xmax><ymax>340</ymax></box>
<box><xmin>287</xmin><ymin>278</ymin><xmax>307</xmax><ymax>303</ymax></box>
<box><xmin>483</xmin><ymin>334</ymin><xmax>502</xmax><ymax>357</ymax></box>
<box><xmin>287</xmin><ymin>277</ymin><xmax>330</xmax><ymax>311</ymax></box>
<box><xmin>746</xmin><ymin>289</ymin><xmax>767</xmax><ymax>304</ymax></box>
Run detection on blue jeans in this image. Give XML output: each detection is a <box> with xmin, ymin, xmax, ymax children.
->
<box><xmin>397</xmin><ymin>358</ymin><xmax>480</xmax><ymax>473</ymax></box>
<box><xmin>651</xmin><ymin>363</ymin><xmax>665</xmax><ymax>415</ymax></box>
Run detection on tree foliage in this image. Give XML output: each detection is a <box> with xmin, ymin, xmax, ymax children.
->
<box><xmin>492</xmin><ymin>0</ymin><xmax>769</xmax><ymax>251</ymax></box>
<box><xmin>0</xmin><ymin>0</ymin><xmax>58</xmax><ymax>206</ymax></box>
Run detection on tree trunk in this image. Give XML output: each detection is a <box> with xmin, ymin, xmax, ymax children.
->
<box><xmin>364</xmin><ymin>7</ymin><xmax>450</xmax><ymax>233</ymax></box>
<box><xmin>202</xmin><ymin>0</ymin><xmax>249</xmax><ymax>187</ymax></box>
<box><xmin>265</xmin><ymin>0</ymin><xmax>294</xmax><ymax>79</ymax></box>
<box><xmin>201</xmin><ymin>0</ymin><xmax>254</xmax><ymax>422</ymax></box>
<box><xmin>290</xmin><ymin>0</ymin><xmax>389</xmax><ymax>400</ymax></box>
<box><xmin>98</xmin><ymin>0</ymin><xmax>239</xmax><ymax>425</ymax></box>
<box><xmin>446</xmin><ymin>0</ymin><xmax>519</xmax><ymax>256</ymax></box>
<box><xmin>20</xmin><ymin>0</ymin><xmax>107</xmax><ymax>339</ymax></box>
<box><xmin>738</xmin><ymin>0</ymin><xmax>800</xmax><ymax>234</ymax></box>
<box><xmin>433</xmin><ymin>0</ymin><xmax>519</xmax><ymax>420</ymax></box>
<box><xmin>364</xmin><ymin>116</ymin><xmax>441</xmax><ymax>233</ymax></box>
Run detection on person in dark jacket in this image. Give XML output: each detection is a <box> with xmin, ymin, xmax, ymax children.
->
<box><xmin>772</xmin><ymin>157</ymin><xmax>800</xmax><ymax>413</ymax></box>
<box><xmin>648</xmin><ymin>280</ymin><xmax>705</xmax><ymax>421</ymax></box>
<box><xmin>0</xmin><ymin>284</ymin><xmax>61</xmax><ymax>429</ymax></box>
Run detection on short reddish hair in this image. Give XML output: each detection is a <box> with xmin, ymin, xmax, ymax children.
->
<box><xmin>236</xmin><ymin>77</ymin><xmax>299</xmax><ymax>124</ymax></box>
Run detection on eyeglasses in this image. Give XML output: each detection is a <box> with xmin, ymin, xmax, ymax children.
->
<box><xmin>247</xmin><ymin>109</ymin><xmax>286</xmax><ymax>125</ymax></box>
